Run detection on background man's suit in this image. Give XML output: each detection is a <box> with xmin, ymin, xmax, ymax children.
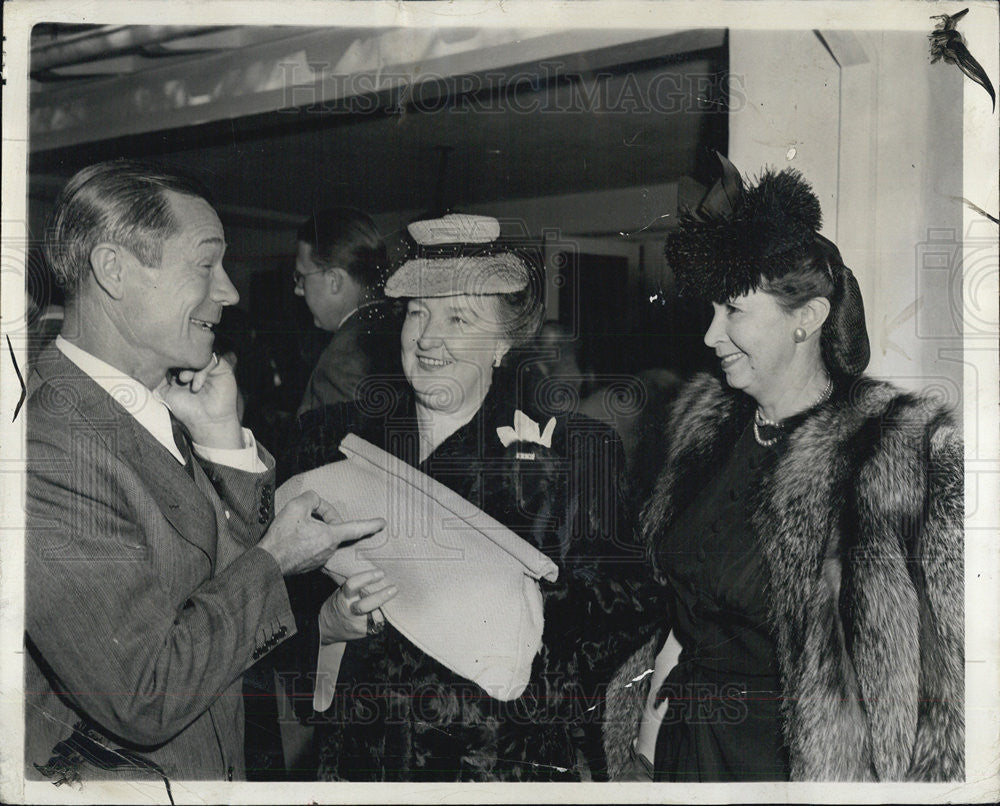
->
<box><xmin>25</xmin><ymin>343</ymin><xmax>295</xmax><ymax>780</ymax></box>
<box><xmin>297</xmin><ymin>299</ymin><xmax>401</xmax><ymax>415</ymax></box>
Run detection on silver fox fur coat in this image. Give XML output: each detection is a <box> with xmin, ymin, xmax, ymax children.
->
<box><xmin>603</xmin><ymin>373</ymin><xmax>964</xmax><ymax>781</ymax></box>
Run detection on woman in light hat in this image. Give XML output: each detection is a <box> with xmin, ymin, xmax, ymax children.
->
<box><xmin>283</xmin><ymin>214</ymin><xmax>657</xmax><ymax>781</ymax></box>
<box><xmin>602</xmin><ymin>159</ymin><xmax>964</xmax><ymax>782</ymax></box>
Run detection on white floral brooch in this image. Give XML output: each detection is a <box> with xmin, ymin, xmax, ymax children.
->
<box><xmin>496</xmin><ymin>410</ymin><xmax>557</xmax><ymax>460</ymax></box>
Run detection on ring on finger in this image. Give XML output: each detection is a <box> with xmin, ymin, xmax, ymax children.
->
<box><xmin>366</xmin><ymin>611</ymin><xmax>385</xmax><ymax>636</ymax></box>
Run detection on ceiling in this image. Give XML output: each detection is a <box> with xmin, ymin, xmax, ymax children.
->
<box><xmin>28</xmin><ymin>24</ymin><xmax>728</xmax><ymax>228</ymax></box>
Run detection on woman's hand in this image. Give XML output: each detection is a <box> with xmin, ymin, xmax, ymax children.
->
<box><xmin>318</xmin><ymin>569</ymin><xmax>398</xmax><ymax>643</ymax></box>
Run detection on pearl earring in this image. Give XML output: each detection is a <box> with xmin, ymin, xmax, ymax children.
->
<box><xmin>493</xmin><ymin>354</ymin><xmax>502</xmax><ymax>368</ymax></box>
<box><xmin>793</xmin><ymin>327</ymin><xmax>807</xmax><ymax>343</ymax></box>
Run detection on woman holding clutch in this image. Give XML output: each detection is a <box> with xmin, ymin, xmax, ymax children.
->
<box><xmin>283</xmin><ymin>214</ymin><xmax>657</xmax><ymax>781</ymax></box>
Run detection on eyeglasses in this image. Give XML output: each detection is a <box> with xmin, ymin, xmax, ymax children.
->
<box><xmin>293</xmin><ymin>266</ymin><xmax>328</xmax><ymax>288</ymax></box>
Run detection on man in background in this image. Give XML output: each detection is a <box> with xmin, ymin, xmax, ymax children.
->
<box><xmin>294</xmin><ymin>207</ymin><xmax>401</xmax><ymax>415</ymax></box>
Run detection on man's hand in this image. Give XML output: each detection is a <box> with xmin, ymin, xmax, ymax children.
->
<box><xmin>259</xmin><ymin>490</ymin><xmax>385</xmax><ymax>576</ymax></box>
<box><xmin>160</xmin><ymin>353</ymin><xmax>242</xmax><ymax>449</ymax></box>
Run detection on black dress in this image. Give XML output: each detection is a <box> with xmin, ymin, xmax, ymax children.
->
<box><xmin>280</xmin><ymin>378</ymin><xmax>658</xmax><ymax>781</ymax></box>
<box><xmin>652</xmin><ymin>419</ymin><xmax>792</xmax><ymax>782</ymax></box>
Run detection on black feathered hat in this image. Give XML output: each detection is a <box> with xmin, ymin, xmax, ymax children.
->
<box><xmin>667</xmin><ymin>153</ymin><xmax>871</xmax><ymax>377</ymax></box>
<box><xmin>666</xmin><ymin>154</ymin><xmax>824</xmax><ymax>302</ymax></box>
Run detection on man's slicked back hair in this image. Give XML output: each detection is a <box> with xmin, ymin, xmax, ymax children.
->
<box><xmin>44</xmin><ymin>159</ymin><xmax>213</xmax><ymax>296</ymax></box>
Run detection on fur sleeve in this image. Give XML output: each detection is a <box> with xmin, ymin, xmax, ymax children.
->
<box><xmin>602</xmin><ymin>633</ymin><xmax>662</xmax><ymax>780</ymax></box>
<box><xmin>906</xmin><ymin>416</ymin><xmax>964</xmax><ymax>780</ymax></box>
<box><xmin>846</xmin><ymin>399</ymin><xmax>964</xmax><ymax>781</ymax></box>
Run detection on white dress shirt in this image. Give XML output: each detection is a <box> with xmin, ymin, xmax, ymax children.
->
<box><xmin>56</xmin><ymin>337</ymin><xmax>266</xmax><ymax>472</ymax></box>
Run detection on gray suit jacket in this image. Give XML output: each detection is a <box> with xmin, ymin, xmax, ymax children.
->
<box><xmin>297</xmin><ymin>299</ymin><xmax>401</xmax><ymax>416</ymax></box>
<box><xmin>25</xmin><ymin>343</ymin><xmax>295</xmax><ymax>781</ymax></box>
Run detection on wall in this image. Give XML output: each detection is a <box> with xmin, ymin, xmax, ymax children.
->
<box><xmin>729</xmin><ymin>28</ymin><xmax>965</xmax><ymax>404</ymax></box>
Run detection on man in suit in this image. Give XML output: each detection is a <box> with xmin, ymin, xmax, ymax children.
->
<box><xmin>24</xmin><ymin>161</ymin><xmax>385</xmax><ymax>786</ymax></box>
<box><xmin>294</xmin><ymin>207</ymin><xmax>401</xmax><ymax>416</ymax></box>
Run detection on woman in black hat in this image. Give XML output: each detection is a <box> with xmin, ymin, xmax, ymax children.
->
<box><xmin>282</xmin><ymin>214</ymin><xmax>656</xmax><ymax>781</ymax></box>
<box><xmin>602</xmin><ymin>159</ymin><xmax>964</xmax><ymax>782</ymax></box>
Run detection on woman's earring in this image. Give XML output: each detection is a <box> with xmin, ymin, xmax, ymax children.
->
<box><xmin>793</xmin><ymin>327</ymin><xmax>807</xmax><ymax>343</ymax></box>
<box><xmin>493</xmin><ymin>354</ymin><xmax>502</xmax><ymax>368</ymax></box>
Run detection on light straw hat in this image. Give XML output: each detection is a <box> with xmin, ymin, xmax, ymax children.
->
<box><xmin>385</xmin><ymin>213</ymin><xmax>530</xmax><ymax>298</ymax></box>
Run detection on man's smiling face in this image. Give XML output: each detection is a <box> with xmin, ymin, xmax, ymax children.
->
<box><xmin>117</xmin><ymin>190</ymin><xmax>237</xmax><ymax>387</ymax></box>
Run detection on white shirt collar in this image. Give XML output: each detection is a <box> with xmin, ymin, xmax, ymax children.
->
<box><xmin>55</xmin><ymin>336</ymin><xmax>185</xmax><ymax>464</ymax></box>
<box><xmin>336</xmin><ymin>298</ymin><xmax>382</xmax><ymax>331</ymax></box>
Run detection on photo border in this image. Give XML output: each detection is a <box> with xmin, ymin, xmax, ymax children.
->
<box><xmin>2</xmin><ymin>1</ymin><xmax>997</xmax><ymax>803</ymax></box>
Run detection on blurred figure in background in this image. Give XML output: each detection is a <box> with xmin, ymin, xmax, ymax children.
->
<box><xmin>26</xmin><ymin>245</ymin><xmax>65</xmax><ymax>365</ymax></box>
<box><xmin>531</xmin><ymin>319</ymin><xmax>679</xmax><ymax>507</ymax></box>
<box><xmin>294</xmin><ymin>207</ymin><xmax>402</xmax><ymax>415</ymax></box>
<box><xmin>533</xmin><ymin>320</ymin><xmax>591</xmax><ymax>413</ymax></box>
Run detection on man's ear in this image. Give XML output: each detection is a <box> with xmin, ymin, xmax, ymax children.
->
<box><xmin>326</xmin><ymin>268</ymin><xmax>345</xmax><ymax>295</ymax></box>
<box><xmin>89</xmin><ymin>243</ymin><xmax>127</xmax><ymax>300</ymax></box>
<box><xmin>797</xmin><ymin>296</ymin><xmax>831</xmax><ymax>338</ymax></box>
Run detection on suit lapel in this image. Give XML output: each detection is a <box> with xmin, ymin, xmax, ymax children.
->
<box><xmin>130</xmin><ymin>424</ymin><xmax>218</xmax><ymax>568</ymax></box>
<box><xmin>32</xmin><ymin>344</ymin><xmax>219</xmax><ymax>567</ymax></box>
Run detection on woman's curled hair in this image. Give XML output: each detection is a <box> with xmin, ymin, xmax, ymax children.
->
<box><xmin>761</xmin><ymin>235</ymin><xmax>870</xmax><ymax>378</ymax></box>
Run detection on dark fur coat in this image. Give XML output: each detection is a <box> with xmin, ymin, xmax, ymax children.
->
<box><xmin>603</xmin><ymin>373</ymin><xmax>964</xmax><ymax>781</ymax></box>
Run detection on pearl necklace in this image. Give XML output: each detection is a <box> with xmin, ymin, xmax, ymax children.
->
<box><xmin>753</xmin><ymin>378</ymin><xmax>833</xmax><ymax>447</ymax></box>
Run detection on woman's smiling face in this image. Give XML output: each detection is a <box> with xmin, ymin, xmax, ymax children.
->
<box><xmin>703</xmin><ymin>289</ymin><xmax>800</xmax><ymax>404</ymax></box>
<box><xmin>401</xmin><ymin>294</ymin><xmax>510</xmax><ymax>414</ymax></box>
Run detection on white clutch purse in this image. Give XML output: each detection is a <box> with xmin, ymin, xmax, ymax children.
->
<box><xmin>276</xmin><ymin>434</ymin><xmax>559</xmax><ymax>707</ymax></box>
